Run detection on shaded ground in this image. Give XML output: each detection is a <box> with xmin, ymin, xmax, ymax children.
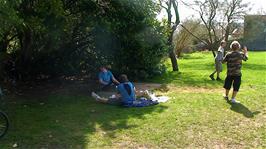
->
<box><xmin>5</xmin><ymin>80</ymin><xmax>163</xmax><ymax>100</ymax></box>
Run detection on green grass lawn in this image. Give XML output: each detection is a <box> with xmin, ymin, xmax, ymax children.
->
<box><xmin>1</xmin><ymin>52</ymin><xmax>265</xmax><ymax>148</ymax></box>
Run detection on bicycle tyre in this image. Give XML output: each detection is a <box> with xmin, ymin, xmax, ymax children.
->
<box><xmin>0</xmin><ymin>111</ymin><xmax>9</xmax><ymax>138</ymax></box>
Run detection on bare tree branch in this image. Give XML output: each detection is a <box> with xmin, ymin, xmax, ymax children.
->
<box><xmin>158</xmin><ymin>0</ymin><xmax>168</xmax><ymax>10</ymax></box>
<box><xmin>172</xmin><ymin>0</ymin><xmax>180</xmax><ymax>25</ymax></box>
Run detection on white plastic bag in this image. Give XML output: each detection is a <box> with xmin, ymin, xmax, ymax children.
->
<box><xmin>145</xmin><ymin>90</ymin><xmax>169</xmax><ymax>103</ymax></box>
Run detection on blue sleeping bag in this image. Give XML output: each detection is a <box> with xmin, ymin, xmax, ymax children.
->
<box><xmin>123</xmin><ymin>98</ymin><xmax>159</xmax><ymax>107</ymax></box>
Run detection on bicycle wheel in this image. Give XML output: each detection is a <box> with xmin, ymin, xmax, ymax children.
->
<box><xmin>0</xmin><ymin>111</ymin><xmax>9</xmax><ymax>138</ymax></box>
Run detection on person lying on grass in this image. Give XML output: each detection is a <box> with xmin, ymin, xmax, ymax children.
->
<box><xmin>98</xmin><ymin>66</ymin><xmax>120</xmax><ymax>90</ymax></box>
<box><xmin>210</xmin><ymin>40</ymin><xmax>227</xmax><ymax>81</ymax></box>
<box><xmin>222</xmin><ymin>41</ymin><xmax>248</xmax><ymax>103</ymax></box>
<box><xmin>92</xmin><ymin>74</ymin><xmax>158</xmax><ymax>107</ymax></box>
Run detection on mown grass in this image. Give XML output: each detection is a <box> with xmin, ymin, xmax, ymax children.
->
<box><xmin>0</xmin><ymin>51</ymin><xmax>265</xmax><ymax>148</ymax></box>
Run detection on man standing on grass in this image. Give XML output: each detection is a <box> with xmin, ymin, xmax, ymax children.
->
<box><xmin>210</xmin><ymin>40</ymin><xmax>227</xmax><ymax>81</ymax></box>
<box><xmin>222</xmin><ymin>41</ymin><xmax>248</xmax><ymax>103</ymax></box>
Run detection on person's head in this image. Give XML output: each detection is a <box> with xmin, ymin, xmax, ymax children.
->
<box><xmin>220</xmin><ymin>40</ymin><xmax>226</xmax><ymax>48</ymax></box>
<box><xmin>99</xmin><ymin>66</ymin><xmax>107</xmax><ymax>72</ymax></box>
<box><xmin>119</xmin><ymin>74</ymin><xmax>129</xmax><ymax>83</ymax></box>
<box><xmin>105</xmin><ymin>65</ymin><xmax>111</xmax><ymax>69</ymax></box>
<box><xmin>230</xmin><ymin>41</ymin><xmax>241</xmax><ymax>51</ymax></box>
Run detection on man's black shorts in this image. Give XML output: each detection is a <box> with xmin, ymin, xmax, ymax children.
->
<box><xmin>224</xmin><ymin>75</ymin><xmax>241</xmax><ymax>91</ymax></box>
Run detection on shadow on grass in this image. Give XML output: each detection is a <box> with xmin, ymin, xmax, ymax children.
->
<box><xmin>0</xmin><ymin>95</ymin><xmax>168</xmax><ymax>148</ymax></box>
<box><xmin>225</xmin><ymin>99</ymin><xmax>260</xmax><ymax>118</ymax></box>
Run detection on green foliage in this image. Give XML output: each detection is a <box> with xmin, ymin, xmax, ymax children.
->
<box><xmin>0</xmin><ymin>0</ymin><xmax>21</xmax><ymax>38</ymax></box>
<box><xmin>0</xmin><ymin>0</ymin><xmax>168</xmax><ymax>81</ymax></box>
<box><xmin>90</xmin><ymin>0</ymin><xmax>167</xmax><ymax>79</ymax></box>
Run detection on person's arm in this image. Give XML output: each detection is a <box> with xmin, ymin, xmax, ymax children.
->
<box><xmin>243</xmin><ymin>46</ymin><xmax>248</xmax><ymax>61</ymax></box>
<box><xmin>112</xmin><ymin>76</ymin><xmax>120</xmax><ymax>85</ymax></box>
<box><xmin>99</xmin><ymin>79</ymin><xmax>108</xmax><ymax>85</ymax></box>
<box><xmin>109</xmin><ymin>71</ymin><xmax>120</xmax><ymax>84</ymax></box>
<box><xmin>98</xmin><ymin>73</ymin><xmax>108</xmax><ymax>85</ymax></box>
<box><xmin>222</xmin><ymin>53</ymin><xmax>228</xmax><ymax>63</ymax></box>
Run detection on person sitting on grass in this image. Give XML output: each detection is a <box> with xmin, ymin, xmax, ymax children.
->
<box><xmin>92</xmin><ymin>74</ymin><xmax>158</xmax><ymax>107</ymax></box>
<box><xmin>222</xmin><ymin>41</ymin><xmax>248</xmax><ymax>103</ymax></box>
<box><xmin>210</xmin><ymin>40</ymin><xmax>226</xmax><ymax>81</ymax></box>
<box><xmin>116</xmin><ymin>74</ymin><xmax>136</xmax><ymax>106</ymax></box>
<box><xmin>98</xmin><ymin>66</ymin><xmax>120</xmax><ymax>90</ymax></box>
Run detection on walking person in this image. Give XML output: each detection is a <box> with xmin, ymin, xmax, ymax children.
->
<box><xmin>210</xmin><ymin>41</ymin><xmax>227</xmax><ymax>81</ymax></box>
<box><xmin>222</xmin><ymin>41</ymin><xmax>248</xmax><ymax>103</ymax></box>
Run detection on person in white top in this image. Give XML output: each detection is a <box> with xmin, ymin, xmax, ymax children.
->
<box><xmin>209</xmin><ymin>41</ymin><xmax>226</xmax><ymax>81</ymax></box>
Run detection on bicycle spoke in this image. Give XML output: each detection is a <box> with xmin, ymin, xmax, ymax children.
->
<box><xmin>0</xmin><ymin>112</ymin><xmax>8</xmax><ymax>137</ymax></box>
<box><xmin>0</xmin><ymin>124</ymin><xmax>6</xmax><ymax>128</ymax></box>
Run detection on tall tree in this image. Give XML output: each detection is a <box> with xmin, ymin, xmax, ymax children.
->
<box><xmin>221</xmin><ymin>0</ymin><xmax>249</xmax><ymax>42</ymax></box>
<box><xmin>158</xmin><ymin>0</ymin><xmax>180</xmax><ymax>71</ymax></box>
<box><xmin>181</xmin><ymin>0</ymin><xmax>248</xmax><ymax>56</ymax></box>
<box><xmin>181</xmin><ymin>0</ymin><xmax>219</xmax><ymax>56</ymax></box>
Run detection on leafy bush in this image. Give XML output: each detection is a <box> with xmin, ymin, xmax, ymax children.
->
<box><xmin>0</xmin><ymin>0</ymin><xmax>168</xmax><ymax>82</ymax></box>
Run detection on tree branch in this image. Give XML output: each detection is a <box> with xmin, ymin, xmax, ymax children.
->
<box><xmin>172</xmin><ymin>0</ymin><xmax>180</xmax><ymax>25</ymax></box>
<box><xmin>158</xmin><ymin>0</ymin><xmax>168</xmax><ymax>11</ymax></box>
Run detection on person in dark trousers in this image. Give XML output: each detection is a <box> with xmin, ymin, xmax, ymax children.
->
<box><xmin>210</xmin><ymin>40</ymin><xmax>226</xmax><ymax>81</ymax></box>
<box><xmin>222</xmin><ymin>41</ymin><xmax>248</xmax><ymax>103</ymax></box>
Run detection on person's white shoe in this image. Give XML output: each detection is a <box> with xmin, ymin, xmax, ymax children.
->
<box><xmin>109</xmin><ymin>94</ymin><xmax>116</xmax><ymax>99</ymax></box>
<box><xmin>231</xmin><ymin>98</ymin><xmax>240</xmax><ymax>104</ymax></box>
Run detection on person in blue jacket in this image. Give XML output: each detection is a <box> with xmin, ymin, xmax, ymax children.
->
<box><xmin>116</xmin><ymin>74</ymin><xmax>136</xmax><ymax>106</ymax></box>
<box><xmin>98</xmin><ymin>66</ymin><xmax>120</xmax><ymax>90</ymax></box>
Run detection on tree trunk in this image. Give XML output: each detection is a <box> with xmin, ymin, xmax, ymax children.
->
<box><xmin>208</xmin><ymin>44</ymin><xmax>216</xmax><ymax>58</ymax></box>
<box><xmin>18</xmin><ymin>26</ymin><xmax>32</xmax><ymax>80</ymax></box>
<box><xmin>168</xmin><ymin>26</ymin><xmax>179</xmax><ymax>71</ymax></box>
<box><xmin>211</xmin><ymin>49</ymin><xmax>216</xmax><ymax>58</ymax></box>
<box><xmin>224</xmin><ymin>25</ymin><xmax>230</xmax><ymax>43</ymax></box>
<box><xmin>169</xmin><ymin>50</ymin><xmax>178</xmax><ymax>71</ymax></box>
<box><xmin>165</xmin><ymin>0</ymin><xmax>179</xmax><ymax>71</ymax></box>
